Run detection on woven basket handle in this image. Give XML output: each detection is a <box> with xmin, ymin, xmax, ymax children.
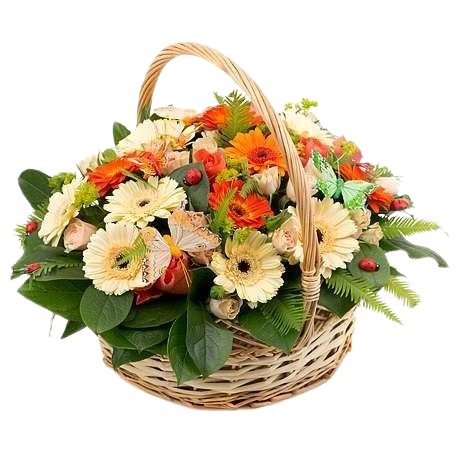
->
<box><xmin>137</xmin><ymin>42</ymin><xmax>320</xmax><ymax>343</ymax></box>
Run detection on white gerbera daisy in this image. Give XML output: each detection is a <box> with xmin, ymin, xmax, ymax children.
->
<box><xmin>152</xmin><ymin>106</ymin><xmax>197</xmax><ymax>121</ymax></box>
<box><xmin>116</xmin><ymin>119</ymin><xmax>196</xmax><ymax>155</ymax></box>
<box><xmin>211</xmin><ymin>230</ymin><xmax>285</xmax><ymax>303</ymax></box>
<box><xmin>282</xmin><ymin>200</ymin><xmax>359</xmax><ymax>277</ymax></box>
<box><xmin>83</xmin><ymin>222</ymin><xmax>147</xmax><ymax>295</ymax></box>
<box><xmin>283</xmin><ymin>109</ymin><xmax>334</xmax><ymax>146</ymax></box>
<box><xmin>104</xmin><ymin>176</ymin><xmax>186</xmax><ymax>228</ymax></box>
<box><xmin>38</xmin><ymin>178</ymin><xmax>85</xmax><ymax>246</ymax></box>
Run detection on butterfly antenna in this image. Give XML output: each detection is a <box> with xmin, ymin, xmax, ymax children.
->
<box><xmin>179</xmin><ymin>256</ymin><xmax>192</xmax><ymax>288</ymax></box>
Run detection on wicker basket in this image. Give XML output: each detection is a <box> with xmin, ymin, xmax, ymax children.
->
<box><xmin>99</xmin><ymin>42</ymin><xmax>357</xmax><ymax>409</ymax></box>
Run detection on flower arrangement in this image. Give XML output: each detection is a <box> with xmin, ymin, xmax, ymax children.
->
<box><xmin>12</xmin><ymin>91</ymin><xmax>446</xmax><ymax>384</ymax></box>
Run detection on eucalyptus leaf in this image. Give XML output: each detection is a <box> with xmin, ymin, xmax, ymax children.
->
<box><xmin>123</xmin><ymin>296</ymin><xmax>187</xmax><ymax>328</ymax></box>
<box><xmin>186</xmin><ymin>300</ymin><xmax>233</xmax><ymax>377</ymax></box>
<box><xmin>168</xmin><ymin>315</ymin><xmax>201</xmax><ymax>385</ymax></box>
<box><xmin>170</xmin><ymin>163</ymin><xmax>210</xmax><ymax>212</ymax></box>
<box><xmin>380</xmin><ymin>237</ymin><xmax>448</xmax><ymax>268</ymax></box>
<box><xmin>112</xmin><ymin>122</ymin><xmax>131</xmax><ymax>145</ymax></box>
<box><xmin>18</xmin><ymin>279</ymin><xmax>89</xmax><ymax>321</ymax></box>
<box><xmin>18</xmin><ymin>169</ymin><xmax>51</xmax><ymax>209</ymax></box>
<box><xmin>61</xmin><ymin>320</ymin><xmax>86</xmax><ymax>339</ymax></box>
<box><xmin>80</xmin><ymin>287</ymin><xmax>133</xmax><ymax>333</ymax></box>
<box><xmin>348</xmin><ymin>243</ymin><xmax>390</xmax><ymax>289</ymax></box>
<box><xmin>239</xmin><ymin>307</ymin><xmax>300</xmax><ymax>353</ymax></box>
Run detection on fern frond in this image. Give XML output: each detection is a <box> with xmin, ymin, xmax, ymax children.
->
<box><xmin>373</xmin><ymin>165</ymin><xmax>393</xmax><ymax>177</ymax></box>
<box><xmin>384</xmin><ymin>276</ymin><xmax>420</xmax><ymax>308</ymax></box>
<box><xmin>31</xmin><ymin>257</ymin><xmax>83</xmax><ymax>279</ymax></box>
<box><xmin>210</xmin><ymin>188</ymin><xmax>236</xmax><ymax>236</ymax></box>
<box><xmin>240</xmin><ymin>177</ymin><xmax>261</xmax><ymax>197</ymax></box>
<box><xmin>265</xmin><ymin>210</ymin><xmax>292</xmax><ymax>232</ymax></box>
<box><xmin>261</xmin><ymin>291</ymin><xmax>305</xmax><ymax>335</ymax></box>
<box><xmin>220</xmin><ymin>91</ymin><xmax>252</xmax><ymax>142</ymax></box>
<box><xmin>380</xmin><ymin>216</ymin><xmax>440</xmax><ymax>239</ymax></box>
<box><xmin>114</xmin><ymin>234</ymin><xmax>147</xmax><ymax>269</ymax></box>
<box><xmin>213</xmin><ymin>92</ymin><xmax>225</xmax><ymax>104</ymax></box>
<box><xmin>326</xmin><ymin>269</ymin><xmax>401</xmax><ymax>323</ymax></box>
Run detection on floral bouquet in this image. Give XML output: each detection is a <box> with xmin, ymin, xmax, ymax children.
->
<box><xmin>12</xmin><ymin>91</ymin><xmax>446</xmax><ymax>384</ymax></box>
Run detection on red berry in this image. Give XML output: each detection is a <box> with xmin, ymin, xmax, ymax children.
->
<box><xmin>390</xmin><ymin>198</ymin><xmax>410</xmax><ymax>211</ymax></box>
<box><xmin>25</xmin><ymin>220</ymin><xmax>39</xmax><ymax>234</ymax></box>
<box><xmin>358</xmin><ymin>257</ymin><xmax>380</xmax><ymax>272</ymax></box>
<box><xmin>26</xmin><ymin>262</ymin><xmax>41</xmax><ymax>274</ymax></box>
<box><xmin>184</xmin><ymin>168</ymin><xmax>202</xmax><ymax>185</ymax></box>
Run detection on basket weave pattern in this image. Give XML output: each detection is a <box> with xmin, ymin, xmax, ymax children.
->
<box><xmin>100</xmin><ymin>43</ymin><xmax>356</xmax><ymax>408</ymax></box>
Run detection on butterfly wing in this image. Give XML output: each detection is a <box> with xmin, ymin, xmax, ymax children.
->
<box><xmin>140</xmin><ymin>227</ymin><xmax>171</xmax><ymax>284</ymax></box>
<box><xmin>312</xmin><ymin>151</ymin><xmax>338</xmax><ymax>197</ymax></box>
<box><xmin>342</xmin><ymin>181</ymin><xmax>376</xmax><ymax>209</ymax></box>
<box><xmin>169</xmin><ymin>209</ymin><xmax>221</xmax><ymax>253</ymax></box>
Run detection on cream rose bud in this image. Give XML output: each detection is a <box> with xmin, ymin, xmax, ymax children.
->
<box><xmin>374</xmin><ymin>176</ymin><xmax>399</xmax><ymax>195</ymax></box>
<box><xmin>192</xmin><ymin>136</ymin><xmax>218</xmax><ymax>153</ymax></box>
<box><xmin>349</xmin><ymin>209</ymin><xmax>372</xmax><ymax>238</ymax></box>
<box><xmin>253</xmin><ymin>166</ymin><xmax>280</xmax><ymax>196</ymax></box>
<box><xmin>209</xmin><ymin>297</ymin><xmax>242</xmax><ymax>320</ymax></box>
<box><xmin>360</xmin><ymin>223</ymin><xmax>384</xmax><ymax>245</ymax></box>
<box><xmin>162</xmin><ymin>150</ymin><xmax>190</xmax><ymax>175</ymax></box>
<box><xmin>63</xmin><ymin>218</ymin><xmax>97</xmax><ymax>252</ymax></box>
<box><xmin>272</xmin><ymin>217</ymin><xmax>303</xmax><ymax>264</ymax></box>
<box><xmin>286</xmin><ymin>159</ymin><xmax>318</xmax><ymax>202</ymax></box>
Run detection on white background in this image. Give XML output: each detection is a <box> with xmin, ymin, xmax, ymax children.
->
<box><xmin>1</xmin><ymin>1</ymin><xmax>459</xmax><ymax>459</ymax></box>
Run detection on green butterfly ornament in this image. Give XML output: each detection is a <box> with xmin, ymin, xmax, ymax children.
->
<box><xmin>312</xmin><ymin>151</ymin><xmax>375</xmax><ymax>210</ymax></box>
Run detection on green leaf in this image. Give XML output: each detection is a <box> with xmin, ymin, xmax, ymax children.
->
<box><xmin>78</xmin><ymin>206</ymin><xmax>107</xmax><ymax>228</ymax></box>
<box><xmin>186</xmin><ymin>300</ymin><xmax>233</xmax><ymax>377</ymax></box>
<box><xmin>18</xmin><ymin>279</ymin><xmax>89</xmax><ymax>321</ymax></box>
<box><xmin>326</xmin><ymin>269</ymin><xmax>401</xmax><ymax>323</ymax></box>
<box><xmin>102</xmin><ymin>326</ymin><xmax>169</xmax><ymax>352</ymax></box>
<box><xmin>260</xmin><ymin>291</ymin><xmax>305</xmax><ymax>336</ymax></box>
<box><xmin>319</xmin><ymin>285</ymin><xmax>356</xmax><ymax>317</ymax></box>
<box><xmin>264</xmin><ymin>210</ymin><xmax>292</xmax><ymax>233</ymax></box>
<box><xmin>80</xmin><ymin>286</ymin><xmax>133</xmax><ymax>333</ymax></box>
<box><xmin>383</xmin><ymin>276</ymin><xmax>420</xmax><ymax>308</ymax></box>
<box><xmin>380</xmin><ymin>216</ymin><xmax>440</xmax><ymax>239</ymax></box>
<box><xmin>112</xmin><ymin>122</ymin><xmax>131</xmax><ymax>145</ymax></box>
<box><xmin>123</xmin><ymin>296</ymin><xmax>187</xmax><ymax>328</ymax></box>
<box><xmin>61</xmin><ymin>320</ymin><xmax>86</xmax><ymax>339</ymax></box>
<box><xmin>189</xmin><ymin>267</ymin><xmax>215</xmax><ymax>302</ymax></box>
<box><xmin>18</xmin><ymin>169</ymin><xmax>52</xmax><ymax>209</ymax></box>
<box><xmin>239</xmin><ymin>307</ymin><xmax>301</xmax><ymax>353</ymax></box>
<box><xmin>34</xmin><ymin>266</ymin><xmax>86</xmax><ymax>281</ymax></box>
<box><xmin>168</xmin><ymin>315</ymin><xmax>201</xmax><ymax>385</ymax></box>
<box><xmin>111</xmin><ymin>343</ymin><xmax>166</xmax><ymax>369</ymax></box>
<box><xmin>170</xmin><ymin>163</ymin><xmax>210</xmax><ymax>212</ymax></box>
<box><xmin>380</xmin><ymin>237</ymin><xmax>448</xmax><ymax>268</ymax></box>
<box><xmin>11</xmin><ymin>245</ymin><xmax>65</xmax><ymax>279</ymax></box>
<box><xmin>348</xmin><ymin>243</ymin><xmax>391</xmax><ymax>289</ymax></box>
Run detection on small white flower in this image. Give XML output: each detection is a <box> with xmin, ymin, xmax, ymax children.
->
<box><xmin>253</xmin><ymin>166</ymin><xmax>281</xmax><ymax>196</ymax></box>
<box><xmin>209</xmin><ymin>297</ymin><xmax>242</xmax><ymax>320</ymax></box>
<box><xmin>374</xmin><ymin>176</ymin><xmax>399</xmax><ymax>195</ymax></box>
<box><xmin>283</xmin><ymin>109</ymin><xmax>334</xmax><ymax>145</ymax></box>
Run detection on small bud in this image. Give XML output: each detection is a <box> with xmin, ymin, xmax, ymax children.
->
<box><xmin>184</xmin><ymin>168</ymin><xmax>202</xmax><ymax>185</ymax></box>
<box><xmin>358</xmin><ymin>257</ymin><xmax>380</xmax><ymax>272</ymax></box>
<box><xmin>26</xmin><ymin>262</ymin><xmax>41</xmax><ymax>274</ymax></box>
<box><xmin>390</xmin><ymin>196</ymin><xmax>412</xmax><ymax>211</ymax></box>
<box><xmin>210</xmin><ymin>285</ymin><xmax>226</xmax><ymax>300</ymax></box>
<box><xmin>25</xmin><ymin>220</ymin><xmax>39</xmax><ymax>234</ymax></box>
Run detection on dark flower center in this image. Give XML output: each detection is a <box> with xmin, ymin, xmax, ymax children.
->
<box><xmin>138</xmin><ymin>199</ymin><xmax>150</xmax><ymax>207</ymax></box>
<box><xmin>316</xmin><ymin>229</ymin><xmax>324</xmax><ymax>243</ymax></box>
<box><xmin>115</xmin><ymin>254</ymin><xmax>129</xmax><ymax>270</ymax></box>
<box><xmin>237</xmin><ymin>260</ymin><xmax>251</xmax><ymax>273</ymax></box>
<box><xmin>230</xmin><ymin>204</ymin><xmax>245</xmax><ymax>217</ymax></box>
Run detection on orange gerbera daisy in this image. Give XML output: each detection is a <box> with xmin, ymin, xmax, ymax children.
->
<box><xmin>340</xmin><ymin>163</ymin><xmax>372</xmax><ymax>181</ymax></box>
<box><xmin>197</xmin><ymin>105</ymin><xmax>229</xmax><ymax>130</ymax></box>
<box><xmin>209</xmin><ymin>179</ymin><xmax>273</xmax><ymax>229</ymax></box>
<box><xmin>367</xmin><ymin>186</ymin><xmax>395</xmax><ymax>214</ymax></box>
<box><xmin>226</xmin><ymin>128</ymin><xmax>286</xmax><ymax>174</ymax></box>
<box><xmin>87</xmin><ymin>149</ymin><xmax>166</xmax><ymax>197</ymax></box>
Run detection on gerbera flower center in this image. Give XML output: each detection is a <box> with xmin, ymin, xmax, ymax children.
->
<box><xmin>106</xmin><ymin>247</ymin><xmax>142</xmax><ymax>280</ymax></box>
<box><xmin>229</xmin><ymin>203</ymin><xmax>245</xmax><ymax>217</ymax></box>
<box><xmin>316</xmin><ymin>229</ymin><xmax>324</xmax><ymax>243</ymax></box>
<box><xmin>249</xmin><ymin>147</ymin><xmax>275</xmax><ymax>164</ymax></box>
<box><xmin>237</xmin><ymin>259</ymin><xmax>251</xmax><ymax>273</ymax></box>
<box><xmin>137</xmin><ymin>198</ymin><xmax>151</xmax><ymax>208</ymax></box>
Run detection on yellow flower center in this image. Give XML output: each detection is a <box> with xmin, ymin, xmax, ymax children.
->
<box><xmin>106</xmin><ymin>246</ymin><xmax>142</xmax><ymax>280</ymax></box>
<box><xmin>163</xmin><ymin>235</ymin><xmax>182</xmax><ymax>258</ymax></box>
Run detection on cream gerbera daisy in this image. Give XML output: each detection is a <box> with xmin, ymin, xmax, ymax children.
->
<box><xmin>83</xmin><ymin>222</ymin><xmax>147</xmax><ymax>295</ymax></box>
<box><xmin>152</xmin><ymin>106</ymin><xmax>197</xmax><ymax>121</ymax></box>
<box><xmin>283</xmin><ymin>109</ymin><xmax>334</xmax><ymax>146</ymax></box>
<box><xmin>210</xmin><ymin>230</ymin><xmax>285</xmax><ymax>303</ymax></box>
<box><xmin>301</xmin><ymin>198</ymin><xmax>359</xmax><ymax>278</ymax></box>
<box><xmin>116</xmin><ymin>118</ymin><xmax>196</xmax><ymax>155</ymax></box>
<box><xmin>38</xmin><ymin>178</ymin><xmax>86</xmax><ymax>246</ymax></box>
<box><xmin>104</xmin><ymin>176</ymin><xmax>186</xmax><ymax>228</ymax></box>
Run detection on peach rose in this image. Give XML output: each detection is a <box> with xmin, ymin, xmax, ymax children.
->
<box><xmin>272</xmin><ymin>211</ymin><xmax>303</xmax><ymax>264</ymax></box>
<box><xmin>209</xmin><ymin>297</ymin><xmax>242</xmax><ymax>320</ymax></box>
<box><xmin>192</xmin><ymin>136</ymin><xmax>219</xmax><ymax>153</ymax></box>
<box><xmin>193</xmin><ymin>148</ymin><xmax>226</xmax><ymax>181</ymax></box>
<box><xmin>63</xmin><ymin>218</ymin><xmax>97</xmax><ymax>252</ymax></box>
<box><xmin>163</xmin><ymin>150</ymin><xmax>190</xmax><ymax>175</ymax></box>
